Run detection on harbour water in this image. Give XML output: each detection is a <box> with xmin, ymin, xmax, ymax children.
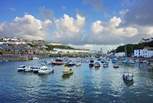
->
<box><xmin>0</xmin><ymin>58</ymin><xmax>153</xmax><ymax>103</ymax></box>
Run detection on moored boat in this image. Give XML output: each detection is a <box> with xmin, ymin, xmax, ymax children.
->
<box><xmin>38</xmin><ymin>66</ymin><xmax>54</xmax><ymax>75</ymax></box>
<box><xmin>113</xmin><ymin>64</ymin><xmax>119</xmax><ymax>68</ymax></box>
<box><xmin>75</xmin><ymin>62</ymin><xmax>81</xmax><ymax>66</ymax></box>
<box><xmin>89</xmin><ymin>60</ymin><xmax>94</xmax><ymax>67</ymax></box>
<box><xmin>17</xmin><ymin>65</ymin><xmax>26</xmax><ymax>72</ymax></box>
<box><xmin>94</xmin><ymin>62</ymin><xmax>101</xmax><ymax>68</ymax></box>
<box><xmin>51</xmin><ymin>58</ymin><xmax>64</xmax><ymax>65</ymax></box>
<box><xmin>33</xmin><ymin>57</ymin><xmax>39</xmax><ymax>60</ymax></box>
<box><xmin>75</xmin><ymin>60</ymin><xmax>81</xmax><ymax>67</ymax></box>
<box><xmin>128</xmin><ymin>59</ymin><xmax>135</xmax><ymax>64</ymax></box>
<box><xmin>24</xmin><ymin>66</ymin><xmax>33</xmax><ymax>72</ymax></box>
<box><xmin>103</xmin><ymin>62</ymin><xmax>109</xmax><ymax>68</ymax></box>
<box><xmin>64</xmin><ymin>60</ymin><xmax>75</xmax><ymax>67</ymax></box>
<box><xmin>31</xmin><ymin>66</ymin><xmax>40</xmax><ymax>73</ymax></box>
<box><xmin>112</xmin><ymin>58</ymin><xmax>118</xmax><ymax>64</ymax></box>
<box><xmin>123</xmin><ymin>73</ymin><xmax>133</xmax><ymax>81</ymax></box>
<box><xmin>63</xmin><ymin>67</ymin><xmax>73</xmax><ymax>76</ymax></box>
<box><xmin>101</xmin><ymin>60</ymin><xmax>105</xmax><ymax>63</ymax></box>
<box><xmin>97</xmin><ymin>58</ymin><xmax>101</xmax><ymax>61</ymax></box>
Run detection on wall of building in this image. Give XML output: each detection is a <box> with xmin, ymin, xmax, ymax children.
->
<box><xmin>134</xmin><ymin>49</ymin><xmax>153</xmax><ymax>58</ymax></box>
<box><xmin>53</xmin><ymin>48</ymin><xmax>90</xmax><ymax>54</ymax></box>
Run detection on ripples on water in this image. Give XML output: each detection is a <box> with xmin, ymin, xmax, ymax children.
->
<box><xmin>0</xmin><ymin>58</ymin><xmax>153</xmax><ymax>103</ymax></box>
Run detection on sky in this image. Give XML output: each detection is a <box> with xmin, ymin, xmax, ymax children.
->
<box><xmin>0</xmin><ymin>0</ymin><xmax>153</xmax><ymax>51</ymax></box>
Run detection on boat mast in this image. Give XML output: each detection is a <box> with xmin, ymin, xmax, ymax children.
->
<box><xmin>124</xmin><ymin>45</ymin><xmax>127</xmax><ymax>57</ymax></box>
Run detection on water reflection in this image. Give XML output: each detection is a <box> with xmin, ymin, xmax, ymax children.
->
<box><xmin>123</xmin><ymin>80</ymin><xmax>134</xmax><ymax>87</ymax></box>
<box><xmin>62</xmin><ymin>74</ymin><xmax>73</xmax><ymax>79</ymax></box>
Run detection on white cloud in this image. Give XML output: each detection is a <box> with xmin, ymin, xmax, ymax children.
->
<box><xmin>91</xmin><ymin>20</ymin><xmax>103</xmax><ymax>34</ymax></box>
<box><xmin>0</xmin><ymin>23</ymin><xmax>4</xmax><ymax>31</ymax></box>
<box><xmin>109</xmin><ymin>16</ymin><xmax>122</xmax><ymax>27</ymax></box>
<box><xmin>0</xmin><ymin>14</ymin><xmax>52</xmax><ymax>40</ymax></box>
<box><xmin>89</xmin><ymin>16</ymin><xmax>139</xmax><ymax>44</ymax></box>
<box><xmin>143</xmin><ymin>26</ymin><xmax>153</xmax><ymax>36</ymax></box>
<box><xmin>0</xmin><ymin>13</ymin><xmax>152</xmax><ymax>45</ymax></box>
<box><xmin>0</xmin><ymin>13</ymin><xmax>85</xmax><ymax>44</ymax></box>
<box><xmin>55</xmin><ymin>14</ymin><xmax>85</xmax><ymax>33</ymax></box>
<box><xmin>51</xmin><ymin>13</ymin><xmax>86</xmax><ymax>44</ymax></box>
<box><xmin>110</xmin><ymin>26</ymin><xmax>138</xmax><ymax>37</ymax></box>
<box><xmin>109</xmin><ymin>17</ymin><xmax>138</xmax><ymax>37</ymax></box>
<box><xmin>91</xmin><ymin>16</ymin><xmax>138</xmax><ymax>37</ymax></box>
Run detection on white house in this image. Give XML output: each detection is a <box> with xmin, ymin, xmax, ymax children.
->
<box><xmin>53</xmin><ymin>48</ymin><xmax>90</xmax><ymax>54</ymax></box>
<box><xmin>134</xmin><ymin>50</ymin><xmax>139</xmax><ymax>57</ymax></box>
<box><xmin>134</xmin><ymin>48</ymin><xmax>153</xmax><ymax>58</ymax></box>
<box><xmin>115</xmin><ymin>52</ymin><xmax>125</xmax><ymax>57</ymax></box>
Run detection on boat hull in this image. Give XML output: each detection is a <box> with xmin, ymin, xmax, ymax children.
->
<box><xmin>38</xmin><ymin>70</ymin><xmax>52</xmax><ymax>75</ymax></box>
<box><xmin>123</xmin><ymin>74</ymin><xmax>133</xmax><ymax>81</ymax></box>
<box><xmin>89</xmin><ymin>63</ymin><xmax>94</xmax><ymax>67</ymax></box>
<box><xmin>51</xmin><ymin>62</ymin><xmax>64</xmax><ymax>65</ymax></box>
<box><xmin>17</xmin><ymin>68</ymin><xmax>25</xmax><ymax>72</ymax></box>
<box><xmin>64</xmin><ymin>63</ymin><xmax>75</xmax><ymax>67</ymax></box>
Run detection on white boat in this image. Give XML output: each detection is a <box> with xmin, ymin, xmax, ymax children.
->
<box><xmin>31</xmin><ymin>66</ymin><xmax>40</xmax><ymax>73</ymax></box>
<box><xmin>24</xmin><ymin>66</ymin><xmax>33</xmax><ymax>72</ymax></box>
<box><xmin>94</xmin><ymin>62</ymin><xmax>101</xmax><ymax>68</ymax></box>
<box><xmin>143</xmin><ymin>60</ymin><xmax>148</xmax><ymax>64</ymax></box>
<box><xmin>63</xmin><ymin>67</ymin><xmax>73</xmax><ymax>75</ymax></box>
<box><xmin>33</xmin><ymin>57</ymin><xmax>39</xmax><ymax>60</ymax></box>
<box><xmin>89</xmin><ymin>60</ymin><xmax>94</xmax><ymax>67</ymax></box>
<box><xmin>38</xmin><ymin>66</ymin><xmax>54</xmax><ymax>75</ymax></box>
<box><xmin>17</xmin><ymin>65</ymin><xmax>26</xmax><ymax>72</ymax></box>
<box><xmin>75</xmin><ymin>62</ymin><xmax>81</xmax><ymax>66</ymax></box>
<box><xmin>64</xmin><ymin>60</ymin><xmax>75</xmax><ymax>67</ymax></box>
<box><xmin>113</xmin><ymin>64</ymin><xmax>119</xmax><ymax>68</ymax></box>
<box><xmin>123</xmin><ymin>73</ymin><xmax>133</xmax><ymax>81</ymax></box>
<box><xmin>51</xmin><ymin>58</ymin><xmax>64</xmax><ymax>65</ymax></box>
<box><xmin>103</xmin><ymin>62</ymin><xmax>109</xmax><ymax>68</ymax></box>
<box><xmin>128</xmin><ymin>59</ymin><xmax>135</xmax><ymax>64</ymax></box>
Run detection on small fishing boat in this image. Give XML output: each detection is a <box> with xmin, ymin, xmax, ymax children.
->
<box><xmin>89</xmin><ymin>60</ymin><xmax>94</xmax><ymax>67</ymax></box>
<box><xmin>122</xmin><ymin>59</ymin><xmax>135</xmax><ymax>64</ymax></box>
<box><xmin>97</xmin><ymin>58</ymin><xmax>101</xmax><ymax>61</ymax></box>
<box><xmin>17</xmin><ymin>65</ymin><xmax>26</xmax><ymax>72</ymax></box>
<box><xmin>24</xmin><ymin>66</ymin><xmax>33</xmax><ymax>72</ymax></box>
<box><xmin>75</xmin><ymin>62</ymin><xmax>81</xmax><ymax>66</ymax></box>
<box><xmin>51</xmin><ymin>58</ymin><xmax>64</xmax><ymax>65</ymax></box>
<box><xmin>123</xmin><ymin>73</ymin><xmax>133</xmax><ymax>81</ymax></box>
<box><xmin>33</xmin><ymin>57</ymin><xmax>39</xmax><ymax>60</ymax></box>
<box><xmin>113</xmin><ymin>64</ymin><xmax>119</xmax><ymax>68</ymax></box>
<box><xmin>128</xmin><ymin>59</ymin><xmax>135</xmax><ymax>64</ymax></box>
<box><xmin>101</xmin><ymin>60</ymin><xmax>105</xmax><ymax>63</ymax></box>
<box><xmin>103</xmin><ymin>62</ymin><xmax>109</xmax><ymax>68</ymax></box>
<box><xmin>94</xmin><ymin>62</ymin><xmax>101</xmax><ymax>68</ymax></box>
<box><xmin>63</xmin><ymin>67</ymin><xmax>73</xmax><ymax>76</ymax></box>
<box><xmin>143</xmin><ymin>60</ymin><xmax>148</xmax><ymax>64</ymax></box>
<box><xmin>31</xmin><ymin>66</ymin><xmax>40</xmax><ymax>73</ymax></box>
<box><xmin>112</xmin><ymin>58</ymin><xmax>118</xmax><ymax>64</ymax></box>
<box><xmin>64</xmin><ymin>61</ymin><xmax>75</xmax><ymax>67</ymax></box>
<box><xmin>38</xmin><ymin>66</ymin><xmax>54</xmax><ymax>75</ymax></box>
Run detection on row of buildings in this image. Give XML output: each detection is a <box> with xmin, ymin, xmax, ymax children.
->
<box><xmin>134</xmin><ymin>37</ymin><xmax>153</xmax><ymax>58</ymax></box>
<box><xmin>0</xmin><ymin>37</ymin><xmax>91</xmax><ymax>58</ymax></box>
<box><xmin>134</xmin><ymin>47</ymin><xmax>153</xmax><ymax>58</ymax></box>
<box><xmin>0</xmin><ymin>37</ymin><xmax>49</xmax><ymax>55</ymax></box>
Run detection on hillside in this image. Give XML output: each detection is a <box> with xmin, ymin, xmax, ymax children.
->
<box><xmin>45</xmin><ymin>44</ymin><xmax>75</xmax><ymax>51</ymax></box>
